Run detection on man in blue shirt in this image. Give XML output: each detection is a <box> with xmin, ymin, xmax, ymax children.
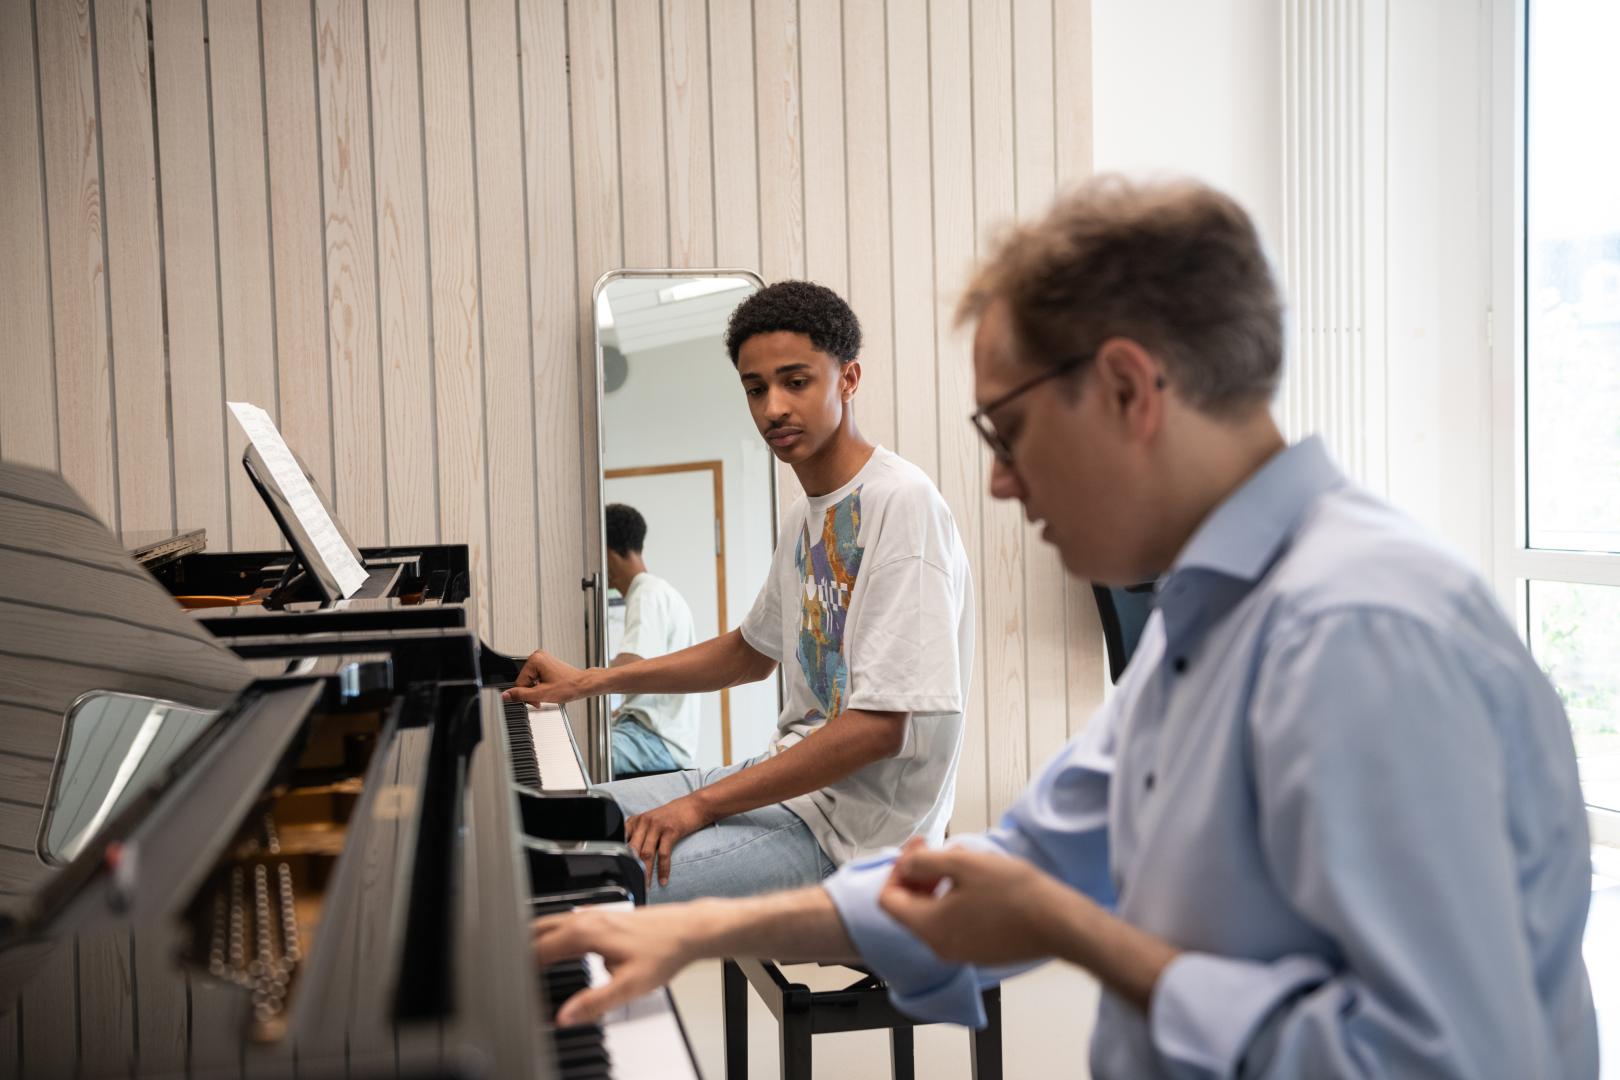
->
<box><xmin>531</xmin><ymin>177</ymin><xmax>1598</xmax><ymax>1078</ymax></box>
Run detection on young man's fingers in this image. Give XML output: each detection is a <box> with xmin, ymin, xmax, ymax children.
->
<box><xmin>657</xmin><ymin>831</ymin><xmax>675</xmax><ymax>886</ymax></box>
<box><xmin>503</xmin><ymin>684</ymin><xmax>538</xmax><ymax>705</ymax></box>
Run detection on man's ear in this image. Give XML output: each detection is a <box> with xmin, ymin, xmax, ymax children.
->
<box><xmin>840</xmin><ymin>358</ymin><xmax>863</xmax><ymax>402</ymax></box>
<box><xmin>1092</xmin><ymin>338</ymin><xmax>1165</xmax><ymax>440</ymax></box>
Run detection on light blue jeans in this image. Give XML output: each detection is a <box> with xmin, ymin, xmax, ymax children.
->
<box><xmin>595</xmin><ymin>755</ymin><xmax>836</xmax><ymax>904</ymax></box>
<box><xmin>610</xmin><ymin>713</ymin><xmax>680</xmax><ymax>775</ymax></box>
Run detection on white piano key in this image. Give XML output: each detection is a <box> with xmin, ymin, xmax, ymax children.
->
<box><xmin>527</xmin><ymin>703</ymin><xmax>587</xmax><ymax>790</ymax></box>
<box><xmin>582</xmin><ymin>901</ymin><xmax>700</xmax><ymax>1080</ymax></box>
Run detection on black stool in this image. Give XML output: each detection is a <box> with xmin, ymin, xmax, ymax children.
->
<box><xmin>722</xmin><ymin>958</ymin><xmax>1002</xmax><ymax>1080</ymax></box>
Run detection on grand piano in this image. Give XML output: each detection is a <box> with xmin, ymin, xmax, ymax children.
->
<box><xmin>0</xmin><ymin>463</ymin><xmax>699</xmax><ymax>1078</ymax></box>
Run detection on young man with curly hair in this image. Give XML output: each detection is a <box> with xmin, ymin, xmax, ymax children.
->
<box><xmin>507</xmin><ymin>281</ymin><xmax>975</xmax><ymax>903</ymax></box>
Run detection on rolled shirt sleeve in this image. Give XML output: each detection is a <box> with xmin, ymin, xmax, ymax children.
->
<box><xmin>1150</xmin><ymin>610</ymin><xmax>1571</xmax><ymax>1079</ymax></box>
<box><xmin>822</xmin><ymin>698</ymin><xmax>1122</xmax><ymax>1027</ymax></box>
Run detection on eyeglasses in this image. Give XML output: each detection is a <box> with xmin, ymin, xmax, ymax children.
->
<box><xmin>969</xmin><ymin>353</ymin><xmax>1093</xmax><ymax>465</ymax></box>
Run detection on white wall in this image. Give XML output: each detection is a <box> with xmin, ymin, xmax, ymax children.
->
<box><xmin>1091</xmin><ymin>0</ymin><xmax>1285</xmax><ymax>251</ymax></box>
<box><xmin>602</xmin><ymin>337</ymin><xmax>779</xmax><ymax>763</ymax></box>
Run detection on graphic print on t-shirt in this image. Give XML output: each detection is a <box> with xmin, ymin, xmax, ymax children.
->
<box><xmin>795</xmin><ymin>488</ymin><xmax>864</xmax><ymax>723</ymax></box>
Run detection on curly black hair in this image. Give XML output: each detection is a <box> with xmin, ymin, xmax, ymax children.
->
<box><xmin>724</xmin><ymin>280</ymin><xmax>862</xmax><ymax>365</ymax></box>
<box><xmin>605</xmin><ymin>503</ymin><xmax>647</xmax><ymax>556</ymax></box>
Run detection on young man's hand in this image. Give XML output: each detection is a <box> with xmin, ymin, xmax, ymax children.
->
<box><xmin>626</xmin><ymin>794</ymin><xmax>714</xmax><ymax>887</ymax></box>
<box><xmin>877</xmin><ymin>840</ymin><xmax>1079</xmax><ymax>966</ymax></box>
<box><xmin>531</xmin><ymin>904</ymin><xmax>703</xmax><ymax>1025</ymax></box>
<box><xmin>504</xmin><ymin>649</ymin><xmax>592</xmax><ymax>706</ymax></box>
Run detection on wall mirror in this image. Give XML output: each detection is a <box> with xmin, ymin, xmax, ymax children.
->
<box><xmin>592</xmin><ymin>269</ymin><xmax>778</xmax><ymax>776</ymax></box>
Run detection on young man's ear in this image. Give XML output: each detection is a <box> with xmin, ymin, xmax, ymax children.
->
<box><xmin>840</xmin><ymin>359</ymin><xmax>863</xmax><ymax>403</ymax></box>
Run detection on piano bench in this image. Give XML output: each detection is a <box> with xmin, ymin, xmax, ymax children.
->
<box><xmin>721</xmin><ymin>958</ymin><xmax>1002</xmax><ymax>1080</ymax></box>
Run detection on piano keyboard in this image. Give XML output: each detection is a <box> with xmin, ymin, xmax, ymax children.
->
<box><xmin>502</xmin><ymin>697</ymin><xmax>588</xmax><ymax>791</ymax></box>
<box><xmin>536</xmin><ymin>900</ymin><xmax>700</xmax><ymax>1080</ymax></box>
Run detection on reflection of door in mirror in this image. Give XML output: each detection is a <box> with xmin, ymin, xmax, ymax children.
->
<box><xmin>605</xmin><ymin>463</ymin><xmax>727</xmax><ymax>761</ymax></box>
<box><xmin>595</xmin><ymin>271</ymin><xmax>778</xmax><ymax>772</ymax></box>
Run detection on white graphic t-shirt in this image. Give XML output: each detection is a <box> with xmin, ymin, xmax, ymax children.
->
<box><xmin>616</xmin><ymin>572</ymin><xmax>700</xmax><ymax>767</ymax></box>
<box><xmin>740</xmin><ymin>446</ymin><xmax>975</xmax><ymax>864</ymax></box>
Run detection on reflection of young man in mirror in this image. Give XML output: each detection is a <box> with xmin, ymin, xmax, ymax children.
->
<box><xmin>507</xmin><ymin>281</ymin><xmax>975</xmax><ymax>903</ymax></box>
<box><xmin>525</xmin><ymin>179</ymin><xmax>1597</xmax><ymax>1078</ymax></box>
<box><xmin>603</xmin><ymin>502</ymin><xmax>699</xmax><ymax>775</ymax></box>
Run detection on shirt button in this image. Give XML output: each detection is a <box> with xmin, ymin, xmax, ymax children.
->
<box><xmin>1172</xmin><ymin>656</ymin><xmax>1188</xmax><ymax>674</ymax></box>
<box><xmin>1144</xmin><ymin>772</ymin><xmax>1156</xmax><ymax>792</ymax></box>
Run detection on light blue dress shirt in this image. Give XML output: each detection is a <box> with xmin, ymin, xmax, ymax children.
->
<box><xmin>824</xmin><ymin>437</ymin><xmax>1598</xmax><ymax>1078</ymax></box>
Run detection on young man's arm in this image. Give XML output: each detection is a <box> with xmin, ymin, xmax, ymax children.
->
<box><xmin>625</xmin><ymin>707</ymin><xmax>905</xmax><ymax>885</ymax></box>
<box><xmin>503</xmin><ymin>628</ymin><xmax>775</xmax><ymax>706</ymax></box>
<box><xmin>532</xmin><ymin>887</ymin><xmax>855</xmax><ymax>1025</ymax></box>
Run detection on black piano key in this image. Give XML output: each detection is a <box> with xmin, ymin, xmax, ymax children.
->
<box><xmin>540</xmin><ymin>959</ymin><xmax>613</xmax><ymax>1079</ymax></box>
<box><xmin>503</xmin><ymin>698</ymin><xmax>544</xmax><ymax>789</ymax></box>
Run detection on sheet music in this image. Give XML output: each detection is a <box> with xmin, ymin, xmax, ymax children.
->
<box><xmin>227</xmin><ymin>402</ymin><xmax>369</xmax><ymax>598</ymax></box>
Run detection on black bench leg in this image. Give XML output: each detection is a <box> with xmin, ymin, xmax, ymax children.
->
<box><xmin>781</xmin><ymin>1004</ymin><xmax>812</xmax><ymax>1080</ymax></box>
<box><xmin>889</xmin><ymin>1024</ymin><xmax>915</xmax><ymax>1080</ymax></box>
<box><xmin>723</xmin><ymin>960</ymin><xmax>748</xmax><ymax>1080</ymax></box>
<box><xmin>970</xmin><ymin>985</ymin><xmax>1003</xmax><ymax>1080</ymax></box>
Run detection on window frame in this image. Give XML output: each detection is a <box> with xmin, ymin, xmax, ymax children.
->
<box><xmin>1490</xmin><ymin>0</ymin><xmax>1620</xmax><ymax>841</ymax></box>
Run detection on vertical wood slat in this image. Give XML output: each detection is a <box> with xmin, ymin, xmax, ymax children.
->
<box><xmin>885</xmin><ymin>0</ymin><xmax>937</xmax><ymax>482</ymax></box>
<box><xmin>928</xmin><ymin>0</ymin><xmax>988</xmax><ymax>835</ymax></box>
<box><xmin>369</xmin><ymin>0</ymin><xmax>437</xmax><ymax>544</ymax></box>
<box><xmin>798</xmin><ymin>0</ymin><xmax>846</xmax><ymax>296</ymax></box>
<box><xmin>523</xmin><ymin>0</ymin><xmax>586</xmax><ymax>663</ymax></box>
<box><xmin>752</xmin><ymin>0</ymin><xmax>805</xmax><ymax>517</ymax></box>
<box><xmin>1052</xmin><ymin>0</ymin><xmax>1104</xmax><ymax>740</ymax></box>
<box><xmin>152</xmin><ymin>0</ymin><xmax>230</xmax><ymax>548</ymax></box>
<box><xmin>37</xmin><ymin>0</ymin><xmax>117</xmax><ymax>527</ymax></box>
<box><xmin>568</xmin><ymin>0</ymin><xmax>622</xmax><ymax>662</ymax></box>
<box><xmin>662</xmin><ymin>0</ymin><xmax>716</xmax><ymax>269</ymax></box>
<box><xmin>420</xmin><ymin>0</ymin><xmax>491</xmax><ymax>642</ymax></box>
<box><xmin>707</xmin><ymin>0</ymin><xmax>760</xmax><ymax>271</ymax></box>
<box><xmin>317</xmin><ymin>0</ymin><xmax>387</xmax><ymax>545</ymax></box>
<box><xmin>0</xmin><ymin>0</ymin><xmax>59</xmax><ymax>470</ymax></box>
<box><xmin>616</xmin><ymin>0</ymin><xmax>669</xmax><ymax>268</ymax></box>
<box><xmin>469</xmin><ymin>0</ymin><xmax>539</xmax><ymax>654</ymax></box>
<box><xmin>841</xmin><ymin>0</ymin><xmax>896</xmax><ymax>453</ymax></box>
<box><xmin>1011</xmin><ymin>0</ymin><xmax>1068</xmax><ymax>811</ymax></box>
<box><xmin>752</xmin><ymin>0</ymin><xmax>803</xmax><ymax>285</ymax></box>
<box><xmin>209</xmin><ymin>0</ymin><xmax>281</xmax><ymax>550</ymax></box>
<box><xmin>96</xmin><ymin>0</ymin><xmax>174</xmax><ymax>534</ymax></box>
<box><xmin>971</xmin><ymin>0</ymin><xmax>1021</xmax><ymax>836</ymax></box>
<box><xmin>263</xmin><ymin>0</ymin><xmax>337</xmax><ymax>498</ymax></box>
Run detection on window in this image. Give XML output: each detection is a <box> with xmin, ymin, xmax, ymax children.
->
<box><xmin>1514</xmin><ymin>0</ymin><xmax>1620</xmax><ymax>818</ymax></box>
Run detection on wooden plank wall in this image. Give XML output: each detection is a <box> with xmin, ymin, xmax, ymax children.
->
<box><xmin>0</xmin><ymin>0</ymin><xmax>1100</xmax><ymax>834</ymax></box>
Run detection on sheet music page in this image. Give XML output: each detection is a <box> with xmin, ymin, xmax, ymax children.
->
<box><xmin>227</xmin><ymin>402</ymin><xmax>369</xmax><ymax>598</ymax></box>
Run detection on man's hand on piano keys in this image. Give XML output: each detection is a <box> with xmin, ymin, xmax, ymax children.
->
<box><xmin>504</xmin><ymin>649</ymin><xmax>590</xmax><ymax>706</ymax></box>
<box><xmin>531</xmin><ymin>905</ymin><xmax>698</xmax><ymax>1026</ymax></box>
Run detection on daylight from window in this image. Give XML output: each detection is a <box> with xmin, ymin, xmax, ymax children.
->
<box><xmin>1526</xmin><ymin>0</ymin><xmax>1620</xmax><ymax>810</ymax></box>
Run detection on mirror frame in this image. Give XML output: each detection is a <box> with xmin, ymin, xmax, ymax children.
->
<box><xmin>586</xmin><ymin>268</ymin><xmax>774</xmax><ymax>781</ymax></box>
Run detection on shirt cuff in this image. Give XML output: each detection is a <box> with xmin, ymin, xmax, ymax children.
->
<box><xmin>1150</xmin><ymin>951</ymin><xmax>1330</xmax><ymax>1076</ymax></box>
<box><xmin>822</xmin><ymin>853</ymin><xmax>988</xmax><ymax>1028</ymax></box>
